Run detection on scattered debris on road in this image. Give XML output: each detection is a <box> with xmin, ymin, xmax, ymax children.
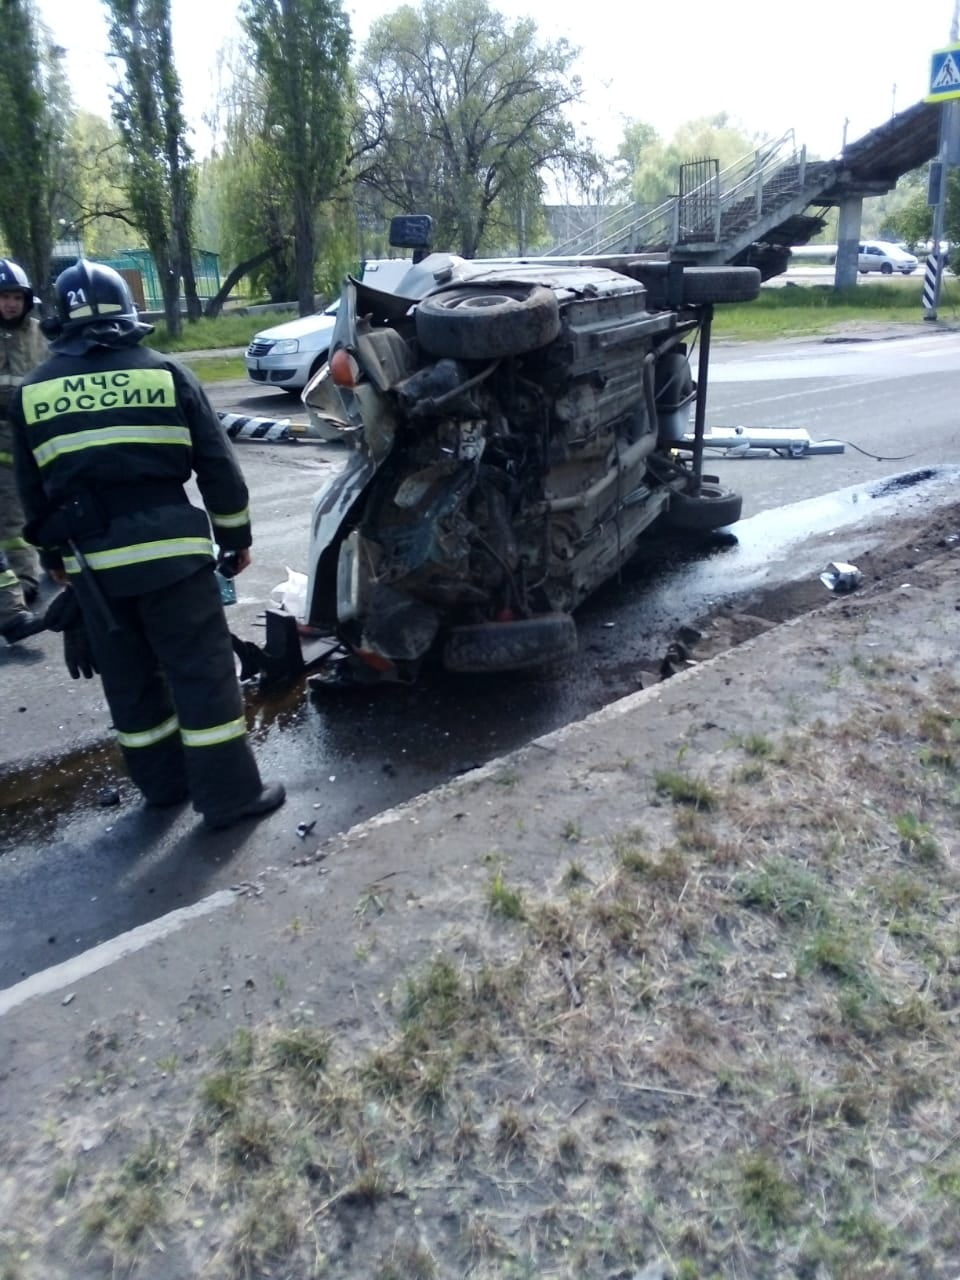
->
<box><xmin>819</xmin><ymin>560</ymin><xmax>863</xmax><ymax>592</ymax></box>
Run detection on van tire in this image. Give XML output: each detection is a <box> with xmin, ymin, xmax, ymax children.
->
<box><xmin>443</xmin><ymin>613</ymin><xmax>577</xmax><ymax>672</ymax></box>
<box><xmin>666</xmin><ymin>483</ymin><xmax>742</xmax><ymax>531</ymax></box>
<box><xmin>679</xmin><ymin>267</ymin><xmax>761</xmax><ymax>305</ymax></box>
<box><xmin>416</xmin><ymin>285</ymin><xmax>561</xmax><ymax>359</ymax></box>
<box><xmin>640</xmin><ymin>265</ymin><xmax>760</xmax><ymax>308</ymax></box>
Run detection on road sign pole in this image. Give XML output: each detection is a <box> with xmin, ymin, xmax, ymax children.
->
<box><xmin>923</xmin><ymin>105</ymin><xmax>951</xmax><ymax>319</ymax></box>
<box><xmin>923</xmin><ymin>8</ymin><xmax>960</xmax><ymax>318</ymax></box>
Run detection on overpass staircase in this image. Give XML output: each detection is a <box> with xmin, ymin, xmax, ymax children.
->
<box><xmin>545</xmin><ymin>100</ymin><xmax>940</xmax><ymax>279</ymax></box>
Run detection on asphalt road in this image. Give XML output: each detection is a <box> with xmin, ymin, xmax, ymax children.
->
<box><xmin>2</xmin><ymin>327</ymin><xmax>960</xmax><ymax>986</ymax></box>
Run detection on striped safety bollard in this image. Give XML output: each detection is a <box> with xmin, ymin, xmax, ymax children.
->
<box><xmin>217</xmin><ymin>412</ymin><xmax>295</xmax><ymax>443</ymax></box>
<box><xmin>922</xmin><ymin>254</ymin><xmax>940</xmax><ymax>319</ymax></box>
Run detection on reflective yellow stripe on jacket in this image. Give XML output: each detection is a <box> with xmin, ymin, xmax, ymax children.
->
<box><xmin>209</xmin><ymin>507</ymin><xmax>250</xmax><ymax>530</ymax></box>
<box><xmin>64</xmin><ymin>537</ymin><xmax>214</xmax><ymax>574</ymax></box>
<box><xmin>116</xmin><ymin>715</ymin><xmax>180</xmax><ymax>750</ymax></box>
<box><xmin>32</xmin><ymin>424</ymin><xmax>191</xmax><ymax>468</ymax></box>
<box><xmin>0</xmin><ymin>567</ymin><xmax>19</xmax><ymax>591</ymax></box>
<box><xmin>180</xmin><ymin>716</ymin><xmax>247</xmax><ymax>748</ymax></box>
<box><xmin>0</xmin><ymin>536</ymin><xmax>31</xmax><ymax>553</ymax></box>
<box><xmin>0</xmin><ymin>451</ymin><xmax>12</xmax><ymax>466</ymax></box>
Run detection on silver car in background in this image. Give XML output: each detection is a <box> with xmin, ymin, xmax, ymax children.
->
<box><xmin>245</xmin><ymin>301</ymin><xmax>340</xmax><ymax>395</ymax></box>
<box><xmin>245</xmin><ymin>261</ymin><xmax>414</xmax><ymax>396</ymax></box>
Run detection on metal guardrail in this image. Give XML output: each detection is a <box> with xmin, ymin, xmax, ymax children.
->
<box><xmin>543</xmin><ymin>129</ymin><xmax>807</xmax><ymax>257</ymax></box>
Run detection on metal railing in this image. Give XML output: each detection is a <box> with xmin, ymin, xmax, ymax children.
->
<box><xmin>675</xmin><ymin>131</ymin><xmax>807</xmax><ymax>245</ymax></box>
<box><xmin>542</xmin><ymin>129</ymin><xmax>808</xmax><ymax>257</ymax></box>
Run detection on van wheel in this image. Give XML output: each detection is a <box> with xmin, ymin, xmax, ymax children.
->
<box><xmin>443</xmin><ymin>613</ymin><xmax>577</xmax><ymax>673</ymax></box>
<box><xmin>881</xmin><ymin>262</ymin><xmax>893</xmax><ymax>275</ymax></box>
<box><xmin>640</xmin><ymin>265</ymin><xmax>760</xmax><ymax>308</ymax></box>
<box><xmin>666</xmin><ymin>483</ymin><xmax>742</xmax><ymax>531</ymax></box>
<box><xmin>678</xmin><ymin>266</ymin><xmax>761</xmax><ymax>305</ymax></box>
<box><xmin>416</xmin><ymin>285</ymin><xmax>561</xmax><ymax>359</ymax></box>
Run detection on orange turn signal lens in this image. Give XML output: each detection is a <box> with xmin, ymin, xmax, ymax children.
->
<box><xmin>330</xmin><ymin>348</ymin><xmax>359</xmax><ymax>388</ymax></box>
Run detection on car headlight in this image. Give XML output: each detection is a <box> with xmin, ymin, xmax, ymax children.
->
<box><xmin>270</xmin><ymin>338</ymin><xmax>300</xmax><ymax>355</ymax></box>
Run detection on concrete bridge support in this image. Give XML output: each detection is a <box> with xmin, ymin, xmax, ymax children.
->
<box><xmin>835</xmin><ymin>194</ymin><xmax>862</xmax><ymax>289</ymax></box>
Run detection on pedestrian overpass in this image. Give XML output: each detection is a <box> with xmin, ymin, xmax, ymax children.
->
<box><xmin>547</xmin><ymin>99</ymin><xmax>940</xmax><ymax>285</ymax></box>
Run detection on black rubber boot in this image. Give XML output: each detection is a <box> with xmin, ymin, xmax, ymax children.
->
<box><xmin>204</xmin><ymin>781</ymin><xmax>286</xmax><ymax>832</ymax></box>
<box><xmin>1</xmin><ymin>610</ymin><xmax>37</xmax><ymax>645</ymax></box>
<box><xmin>144</xmin><ymin>785</ymin><xmax>190</xmax><ymax>809</ymax></box>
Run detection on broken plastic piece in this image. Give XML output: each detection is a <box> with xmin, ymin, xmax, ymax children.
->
<box><xmin>819</xmin><ymin>561</ymin><xmax>862</xmax><ymax>593</ymax></box>
<box><xmin>270</xmin><ymin>567</ymin><xmax>308</xmax><ymax>621</ymax></box>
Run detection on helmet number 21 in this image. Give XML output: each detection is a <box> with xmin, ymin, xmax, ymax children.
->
<box><xmin>67</xmin><ymin>287</ymin><xmax>88</xmax><ymax>310</ymax></box>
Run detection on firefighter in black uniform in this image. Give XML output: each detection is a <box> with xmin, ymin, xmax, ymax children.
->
<box><xmin>10</xmin><ymin>260</ymin><xmax>285</xmax><ymax>831</ymax></box>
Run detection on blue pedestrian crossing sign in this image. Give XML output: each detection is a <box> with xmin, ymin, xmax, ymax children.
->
<box><xmin>927</xmin><ymin>44</ymin><xmax>960</xmax><ymax>102</ymax></box>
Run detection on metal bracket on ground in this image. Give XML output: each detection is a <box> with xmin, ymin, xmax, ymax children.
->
<box><xmin>686</xmin><ymin>426</ymin><xmax>845</xmax><ymax>458</ymax></box>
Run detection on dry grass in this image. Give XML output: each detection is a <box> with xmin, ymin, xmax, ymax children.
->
<box><xmin>4</xmin><ymin>643</ymin><xmax>960</xmax><ymax>1279</ymax></box>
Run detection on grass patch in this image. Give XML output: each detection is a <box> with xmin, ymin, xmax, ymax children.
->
<box><xmin>145</xmin><ymin>310</ymin><xmax>292</xmax><ymax>353</ymax></box>
<box><xmin>713</xmin><ymin>278</ymin><xmax>960</xmax><ymax>341</ymax></box>
<box><xmin>179</xmin><ymin>353</ymin><xmax>246</xmax><ymax>383</ymax></box>
<box><xmin>9</xmin><ymin>652</ymin><xmax>960</xmax><ymax>1277</ymax></box>
<box><xmin>486</xmin><ymin>868</ymin><xmax>525</xmax><ymax>920</ymax></box>
<box><xmin>735</xmin><ymin>1151</ymin><xmax>799</xmax><ymax>1234</ymax></box>
<box><xmin>653</xmin><ymin>768</ymin><xmax>716</xmax><ymax>809</ymax></box>
<box><xmin>895</xmin><ymin>812</ymin><xmax>941</xmax><ymax>863</ymax></box>
<box><xmin>80</xmin><ymin>1133</ymin><xmax>172</xmax><ymax>1252</ymax></box>
<box><xmin>736</xmin><ymin>858</ymin><xmax>829</xmax><ymax>926</ymax></box>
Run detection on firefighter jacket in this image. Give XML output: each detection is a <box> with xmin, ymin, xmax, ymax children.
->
<box><xmin>11</xmin><ymin>343</ymin><xmax>252</xmax><ymax>596</ymax></box>
<box><xmin>0</xmin><ymin>315</ymin><xmax>48</xmax><ymax>460</ymax></box>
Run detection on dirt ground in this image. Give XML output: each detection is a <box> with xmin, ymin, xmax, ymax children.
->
<box><xmin>3</xmin><ymin>499</ymin><xmax>960</xmax><ymax>1280</ymax></box>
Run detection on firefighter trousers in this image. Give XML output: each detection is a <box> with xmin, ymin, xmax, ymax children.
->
<box><xmin>0</xmin><ymin>422</ymin><xmax>40</xmax><ymax>590</ymax></box>
<box><xmin>78</xmin><ymin>565</ymin><xmax>264</xmax><ymax>819</ymax></box>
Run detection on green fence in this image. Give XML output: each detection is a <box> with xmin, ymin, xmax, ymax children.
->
<box><xmin>100</xmin><ymin>250</ymin><xmax>221</xmax><ymax>310</ymax></box>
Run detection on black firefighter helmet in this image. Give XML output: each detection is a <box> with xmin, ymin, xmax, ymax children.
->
<box><xmin>54</xmin><ymin>259</ymin><xmax>138</xmax><ymax>334</ymax></box>
<box><xmin>47</xmin><ymin>259</ymin><xmax>152</xmax><ymax>349</ymax></box>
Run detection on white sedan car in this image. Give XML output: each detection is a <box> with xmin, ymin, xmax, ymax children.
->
<box><xmin>245</xmin><ymin>261</ymin><xmax>415</xmax><ymax>395</ymax></box>
<box><xmin>245</xmin><ymin>301</ymin><xmax>339</xmax><ymax>395</ymax></box>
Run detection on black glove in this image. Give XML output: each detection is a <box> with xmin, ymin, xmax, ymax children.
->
<box><xmin>63</xmin><ymin>623</ymin><xmax>98</xmax><ymax>680</ymax></box>
<box><xmin>41</xmin><ymin>589</ymin><xmax>83</xmax><ymax>634</ymax></box>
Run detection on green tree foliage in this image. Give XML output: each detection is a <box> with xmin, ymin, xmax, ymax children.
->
<box><xmin>205</xmin><ymin>55</ymin><xmax>295</xmax><ymax>303</ymax></box>
<box><xmin>353</xmin><ymin>0</ymin><xmax>598</xmax><ymax>257</ymax></box>
<box><xmin>617</xmin><ymin>114</ymin><xmax>761</xmax><ymax>210</ymax></box>
<box><xmin>62</xmin><ymin>111</ymin><xmax>135</xmax><ymax>258</ymax></box>
<box><xmin>104</xmin><ymin>0</ymin><xmax>198</xmax><ymax>333</ymax></box>
<box><xmin>241</xmin><ymin>0</ymin><xmax>352</xmax><ymax>315</ymax></box>
<box><xmin>0</xmin><ymin>0</ymin><xmax>73</xmax><ymax>294</ymax></box>
<box><xmin>882</xmin><ymin>166</ymin><xmax>960</xmax><ymax>261</ymax></box>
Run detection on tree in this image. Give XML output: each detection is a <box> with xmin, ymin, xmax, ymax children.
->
<box><xmin>241</xmin><ymin>0</ymin><xmax>352</xmax><ymax>315</ymax></box>
<box><xmin>618</xmin><ymin>115</ymin><xmax>761</xmax><ymax>211</ymax></box>
<box><xmin>61</xmin><ymin>112</ymin><xmax>137</xmax><ymax>258</ymax></box>
<box><xmin>0</xmin><ymin>0</ymin><xmax>73</xmax><ymax>294</ymax></box>
<box><xmin>353</xmin><ymin>0</ymin><xmax>597</xmax><ymax>257</ymax></box>
<box><xmin>882</xmin><ymin>167</ymin><xmax>960</xmax><ymax>253</ymax></box>
<box><xmin>104</xmin><ymin>0</ymin><xmax>198</xmax><ymax>334</ymax></box>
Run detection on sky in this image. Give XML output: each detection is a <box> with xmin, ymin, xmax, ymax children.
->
<box><xmin>35</xmin><ymin>0</ymin><xmax>960</xmax><ymax>167</ymax></box>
